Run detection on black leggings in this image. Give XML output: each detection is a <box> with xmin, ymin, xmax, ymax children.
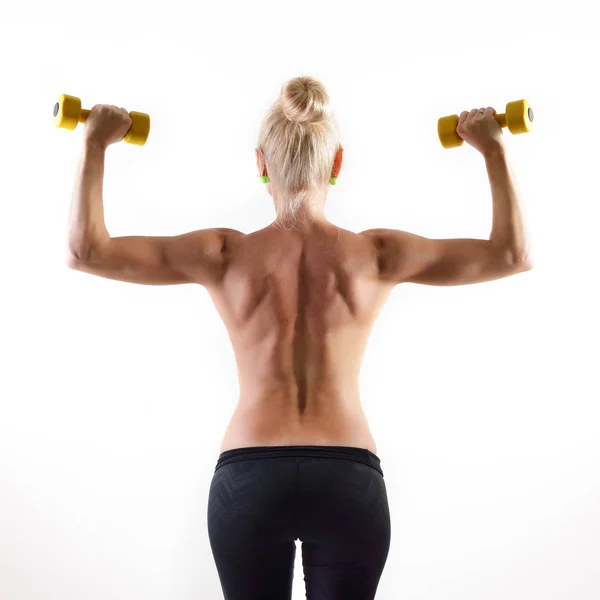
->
<box><xmin>207</xmin><ymin>446</ymin><xmax>391</xmax><ymax>599</ymax></box>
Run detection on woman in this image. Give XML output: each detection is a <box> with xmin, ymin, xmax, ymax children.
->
<box><xmin>66</xmin><ymin>76</ymin><xmax>532</xmax><ymax>599</ymax></box>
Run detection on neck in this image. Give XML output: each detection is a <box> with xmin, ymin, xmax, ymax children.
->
<box><xmin>270</xmin><ymin>183</ymin><xmax>329</xmax><ymax>230</ymax></box>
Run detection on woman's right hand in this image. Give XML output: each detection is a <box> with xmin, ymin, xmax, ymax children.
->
<box><xmin>456</xmin><ymin>107</ymin><xmax>504</xmax><ymax>155</ymax></box>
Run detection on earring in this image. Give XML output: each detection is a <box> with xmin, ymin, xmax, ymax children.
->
<box><xmin>330</xmin><ymin>177</ymin><xmax>338</xmax><ymax>185</ymax></box>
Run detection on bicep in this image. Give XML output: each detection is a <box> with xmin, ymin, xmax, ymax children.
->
<box><xmin>364</xmin><ymin>229</ymin><xmax>530</xmax><ymax>286</ymax></box>
<box><xmin>68</xmin><ymin>228</ymin><xmax>237</xmax><ymax>286</ymax></box>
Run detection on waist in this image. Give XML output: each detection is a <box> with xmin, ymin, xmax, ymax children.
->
<box><xmin>221</xmin><ymin>400</ymin><xmax>377</xmax><ymax>455</ymax></box>
<box><xmin>214</xmin><ymin>445</ymin><xmax>384</xmax><ymax>477</ymax></box>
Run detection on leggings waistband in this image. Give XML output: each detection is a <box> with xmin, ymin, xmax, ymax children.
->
<box><xmin>215</xmin><ymin>445</ymin><xmax>384</xmax><ymax>477</ymax></box>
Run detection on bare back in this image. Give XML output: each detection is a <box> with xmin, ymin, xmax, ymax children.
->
<box><xmin>208</xmin><ymin>223</ymin><xmax>393</xmax><ymax>454</ymax></box>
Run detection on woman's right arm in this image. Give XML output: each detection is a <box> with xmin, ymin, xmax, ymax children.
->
<box><xmin>361</xmin><ymin>108</ymin><xmax>533</xmax><ymax>286</ymax></box>
<box><xmin>361</xmin><ymin>229</ymin><xmax>532</xmax><ymax>286</ymax></box>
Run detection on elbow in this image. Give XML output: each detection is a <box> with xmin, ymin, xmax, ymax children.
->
<box><xmin>514</xmin><ymin>247</ymin><xmax>533</xmax><ymax>271</ymax></box>
<box><xmin>510</xmin><ymin>254</ymin><xmax>533</xmax><ymax>272</ymax></box>
<box><xmin>495</xmin><ymin>245</ymin><xmax>533</xmax><ymax>271</ymax></box>
<box><xmin>521</xmin><ymin>257</ymin><xmax>533</xmax><ymax>271</ymax></box>
<box><xmin>66</xmin><ymin>244</ymin><xmax>87</xmax><ymax>269</ymax></box>
<box><xmin>66</xmin><ymin>253</ymin><xmax>81</xmax><ymax>270</ymax></box>
<box><xmin>66</xmin><ymin>239</ymin><xmax>96</xmax><ymax>268</ymax></box>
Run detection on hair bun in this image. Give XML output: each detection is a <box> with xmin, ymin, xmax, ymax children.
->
<box><xmin>281</xmin><ymin>76</ymin><xmax>331</xmax><ymax>124</ymax></box>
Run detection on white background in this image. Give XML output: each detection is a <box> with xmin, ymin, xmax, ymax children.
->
<box><xmin>1</xmin><ymin>1</ymin><xmax>599</xmax><ymax>599</ymax></box>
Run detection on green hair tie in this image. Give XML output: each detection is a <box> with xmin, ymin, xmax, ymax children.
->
<box><xmin>329</xmin><ymin>177</ymin><xmax>338</xmax><ymax>185</ymax></box>
<box><xmin>261</xmin><ymin>175</ymin><xmax>270</xmax><ymax>183</ymax></box>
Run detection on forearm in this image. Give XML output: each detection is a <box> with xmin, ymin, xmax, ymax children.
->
<box><xmin>68</xmin><ymin>141</ymin><xmax>110</xmax><ymax>260</ymax></box>
<box><xmin>484</xmin><ymin>145</ymin><xmax>531</xmax><ymax>264</ymax></box>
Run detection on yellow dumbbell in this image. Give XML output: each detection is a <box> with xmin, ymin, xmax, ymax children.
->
<box><xmin>438</xmin><ymin>99</ymin><xmax>534</xmax><ymax>149</ymax></box>
<box><xmin>53</xmin><ymin>94</ymin><xmax>151</xmax><ymax>146</ymax></box>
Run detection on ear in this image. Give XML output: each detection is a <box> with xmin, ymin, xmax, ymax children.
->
<box><xmin>255</xmin><ymin>148</ymin><xmax>265</xmax><ymax>174</ymax></box>
<box><xmin>332</xmin><ymin>147</ymin><xmax>344</xmax><ymax>177</ymax></box>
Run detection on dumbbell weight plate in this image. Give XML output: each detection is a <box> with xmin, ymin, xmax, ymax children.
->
<box><xmin>505</xmin><ymin>99</ymin><xmax>534</xmax><ymax>135</ymax></box>
<box><xmin>53</xmin><ymin>94</ymin><xmax>81</xmax><ymax>130</ymax></box>
<box><xmin>438</xmin><ymin>114</ymin><xmax>464</xmax><ymax>149</ymax></box>
<box><xmin>124</xmin><ymin>111</ymin><xmax>151</xmax><ymax>146</ymax></box>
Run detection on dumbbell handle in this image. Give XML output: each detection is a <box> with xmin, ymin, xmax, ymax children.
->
<box><xmin>450</xmin><ymin>111</ymin><xmax>508</xmax><ymax>128</ymax></box>
<box><xmin>78</xmin><ymin>108</ymin><xmax>91</xmax><ymax>123</ymax></box>
<box><xmin>76</xmin><ymin>107</ymin><xmax>141</xmax><ymax>124</ymax></box>
<box><xmin>494</xmin><ymin>113</ymin><xmax>508</xmax><ymax>128</ymax></box>
<box><xmin>76</xmin><ymin>107</ymin><xmax>144</xmax><ymax>125</ymax></box>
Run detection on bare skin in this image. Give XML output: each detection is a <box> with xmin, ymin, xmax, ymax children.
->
<box><xmin>66</xmin><ymin>105</ymin><xmax>532</xmax><ymax>455</ymax></box>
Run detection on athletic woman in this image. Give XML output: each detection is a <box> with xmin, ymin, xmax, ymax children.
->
<box><xmin>66</xmin><ymin>76</ymin><xmax>532</xmax><ymax>599</ymax></box>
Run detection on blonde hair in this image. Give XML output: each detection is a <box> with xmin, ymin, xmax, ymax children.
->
<box><xmin>257</xmin><ymin>76</ymin><xmax>342</xmax><ymax>226</ymax></box>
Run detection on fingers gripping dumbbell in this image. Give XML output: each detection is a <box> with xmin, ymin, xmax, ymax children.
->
<box><xmin>53</xmin><ymin>94</ymin><xmax>151</xmax><ymax>146</ymax></box>
<box><xmin>438</xmin><ymin>99</ymin><xmax>534</xmax><ymax>149</ymax></box>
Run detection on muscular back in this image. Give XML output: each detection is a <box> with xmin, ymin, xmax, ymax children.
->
<box><xmin>209</xmin><ymin>224</ymin><xmax>391</xmax><ymax>415</ymax></box>
<box><xmin>206</xmin><ymin>224</ymin><xmax>396</xmax><ymax>452</ymax></box>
